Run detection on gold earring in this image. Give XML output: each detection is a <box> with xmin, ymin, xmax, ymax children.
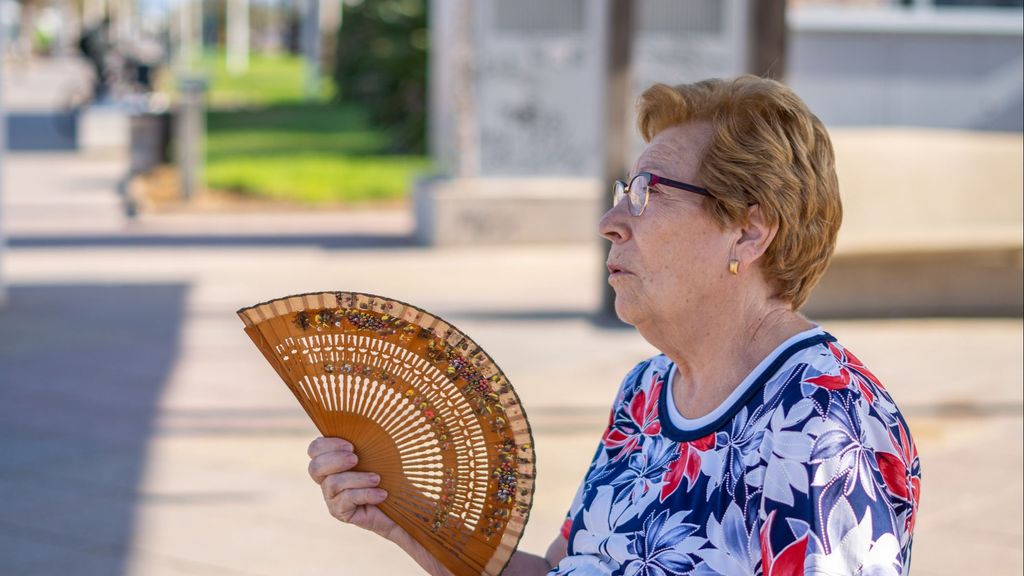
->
<box><xmin>728</xmin><ymin>259</ymin><xmax>739</xmax><ymax>275</ymax></box>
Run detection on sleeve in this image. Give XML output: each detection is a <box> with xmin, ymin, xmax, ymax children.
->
<box><xmin>757</xmin><ymin>399</ymin><xmax>911</xmax><ymax>576</ymax></box>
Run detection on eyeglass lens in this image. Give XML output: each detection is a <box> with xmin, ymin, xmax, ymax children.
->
<box><xmin>629</xmin><ymin>174</ymin><xmax>650</xmax><ymax>215</ymax></box>
<box><xmin>612</xmin><ymin>174</ymin><xmax>652</xmax><ymax>216</ymax></box>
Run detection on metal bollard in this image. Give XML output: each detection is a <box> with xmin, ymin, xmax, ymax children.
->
<box><xmin>176</xmin><ymin>75</ymin><xmax>209</xmax><ymax>201</ymax></box>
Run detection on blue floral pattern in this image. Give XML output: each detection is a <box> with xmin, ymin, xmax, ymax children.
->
<box><xmin>552</xmin><ymin>334</ymin><xmax>920</xmax><ymax>575</ymax></box>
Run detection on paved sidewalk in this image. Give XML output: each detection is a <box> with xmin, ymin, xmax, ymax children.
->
<box><xmin>1</xmin><ymin>149</ymin><xmax>1021</xmax><ymax>576</ymax></box>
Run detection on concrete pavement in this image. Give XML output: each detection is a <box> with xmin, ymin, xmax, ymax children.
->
<box><xmin>0</xmin><ymin>147</ymin><xmax>1021</xmax><ymax>576</ymax></box>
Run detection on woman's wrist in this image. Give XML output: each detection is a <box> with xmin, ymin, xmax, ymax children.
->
<box><xmin>503</xmin><ymin>550</ymin><xmax>556</xmax><ymax>575</ymax></box>
<box><xmin>389</xmin><ymin>526</ymin><xmax>452</xmax><ymax>576</ymax></box>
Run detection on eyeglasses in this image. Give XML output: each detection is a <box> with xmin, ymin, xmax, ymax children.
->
<box><xmin>612</xmin><ymin>171</ymin><xmax>712</xmax><ymax>217</ymax></box>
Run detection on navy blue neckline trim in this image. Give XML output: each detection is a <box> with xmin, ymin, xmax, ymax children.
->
<box><xmin>658</xmin><ymin>332</ymin><xmax>837</xmax><ymax>442</ymax></box>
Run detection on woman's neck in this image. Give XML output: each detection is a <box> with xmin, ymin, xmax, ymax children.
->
<box><xmin>641</xmin><ymin>298</ymin><xmax>813</xmax><ymax>420</ymax></box>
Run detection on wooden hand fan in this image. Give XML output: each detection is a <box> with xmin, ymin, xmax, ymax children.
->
<box><xmin>237</xmin><ymin>291</ymin><xmax>535</xmax><ymax>576</ymax></box>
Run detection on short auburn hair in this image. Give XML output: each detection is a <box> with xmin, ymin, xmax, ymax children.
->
<box><xmin>637</xmin><ymin>75</ymin><xmax>842</xmax><ymax>309</ymax></box>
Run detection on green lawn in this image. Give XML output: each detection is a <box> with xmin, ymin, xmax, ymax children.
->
<box><xmin>194</xmin><ymin>51</ymin><xmax>430</xmax><ymax>204</ymax></box>
<box><xmin>198</xmin><ymin>51</ymin><xmax>332</xmax><ymax>107</ymax></box>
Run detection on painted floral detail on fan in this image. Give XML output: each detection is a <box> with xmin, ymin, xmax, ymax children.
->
<box><xmin>435</xmin><ymin>340</ymin><xmax>509</xmax><ymax>429</ymax></box>
<box><xmin>433</xmin><ymin>467</ymin><xmax>459</xmax><ymax>532</ymax></box>
<box><xmin>405</xmin><ymin>388</ymin><xmax>453</xmax><ymax>450</ymax></box>
<box><xmin>295</xmin><ymin>307</ymin><xmax>408</xmax><ymax>335</ymax></box>
<box><xmin>494</xmin><ymin>439</ymin><xmax>520</xmax><ymax>503</ymax></box>
<box><xmin>320</xmin><ymin>361</ymin><xmax>399</xmax><ymax>384</ymax></box>
<box><xmin>480</xmin><ymin>438</ymin><xmax>536</xmax><ymax>537</ymax></box>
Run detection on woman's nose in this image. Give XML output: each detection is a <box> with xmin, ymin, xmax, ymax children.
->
<box><xmin>599</xmin><ymin>198</ymin><xmax>631</xmax><ymax>243</ymax></box>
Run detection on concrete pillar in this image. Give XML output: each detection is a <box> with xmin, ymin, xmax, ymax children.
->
<box><xmin>177</xmin><ymin>0</ymin><xmax>203</xmax><ymax>72</ymax></box>
<box><xmin>226</xmin><ymin>0</ymin><xmax>249</xmax><ymax>76</ymax></box>
<box><xmin>453</xmin><ymin>0</ymin><xmax>477</xmax><ymax>178</ymax></box>
<box><xmin>749</xmin><ymin>0</ymin><xmax>787</xmax><ymax>79</ymax></box>
<box><xmin>194</xmin><ymin>0</ymin><xmax>205</xmax><ymax>56</ymax></box>
<box><xmin>177</xmin><ymin>0</ymin><xmax>192</xmax><ymax>71</ymax></box>
<box><xmin>319</xmin><ymin>0</ymin><xmax>341</xmax><ymax>72</ymax></box>
<box><xmin>302</xmin><ymin>0</ymin><xmax>321</xmax><ymax>101</ymax></box>
<box><xmin>177</xmin><ymin>76</ymin><xmax>208</xmax><ymax>201</ymax></box>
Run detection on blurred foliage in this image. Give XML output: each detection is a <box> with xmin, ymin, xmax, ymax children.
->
<box><xmin>332</xmin><ymin>0</ymin><xmax>429</xmax><ymax>153</ymax></box>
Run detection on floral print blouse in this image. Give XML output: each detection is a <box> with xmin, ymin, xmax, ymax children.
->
<box><xmin>552</xmin><ymin>329</ymin><xmax>920</xmax><ymax>575</ymax></box>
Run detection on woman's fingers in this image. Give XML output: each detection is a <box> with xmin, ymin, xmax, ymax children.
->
<box><xmin>308</xmin><ymin>449</ymin><xmax>359</xmax><ymax>484</ymax></box>
<box><xmin>306</xmin><ymin>437</ymin><xmax>396</xmax><ymax>536</ymax></box>
<box><xmin>321</xmin><ymin>471</ymin><xmax>381</xmax><ymax>499</ymax></box>
<box><xmin>307</xmin><ymin>436</ymin><xmax>353</xmax><ymax>459</ymax></box>
<box><xmin>324</xmin><ymin>485</ymin><xmax>389</xmax><ymax>523</ymax></box>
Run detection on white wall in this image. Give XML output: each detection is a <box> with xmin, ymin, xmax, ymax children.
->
<box><xmin>788</xmin><ymin>5</ymin><xmax>1024</xmax><ymax>131</ymax></box>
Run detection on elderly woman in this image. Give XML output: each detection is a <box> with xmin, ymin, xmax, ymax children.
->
<box><xmin>307</xmin><ymin>76</ymin><xmax>921</xmax><ymax>575</ymax></box>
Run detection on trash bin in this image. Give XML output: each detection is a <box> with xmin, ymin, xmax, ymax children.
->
<box><xmin>129</xmin><ymin>111</ymin><xmax>171</xmax><ymax>174</ymax></box>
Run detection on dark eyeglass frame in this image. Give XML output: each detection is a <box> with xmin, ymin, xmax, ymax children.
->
<box><xmin>612</xmin><ymin>171</ymin><xmax>712</xmax><ymax>216</ymax></box>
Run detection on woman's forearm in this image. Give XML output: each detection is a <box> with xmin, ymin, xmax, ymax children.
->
<box><xmin>502</xmin><ymin>550</ymin><xmax>554</xmax><ymax>575</ymax></box>
<box><xmin>390</xmin><ymin>527</ymin><xmax>454</xmax><ymax>576</ymax></box>
<box><xmin>392</xmin><ymin>525</ymin><xmax>563</xmax><ymax>576</ymax></box>
<box><xmin>392</xmin><ymin>539</ymin><xmax>549</xmax><ymax>576</ymax></box>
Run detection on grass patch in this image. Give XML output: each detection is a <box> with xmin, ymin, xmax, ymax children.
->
<box><xmin>199</xmin><ymin>51</ymin><xmax>333</xmax><ymax>107</ymax></box>
<box><xmin>205</xmin><ymin>154</ymin><xmax>429</xmax><ymax>204</ymax></box>
<box><xmin>194</xmin><ymin>52</ymin><xmax>429</xmax><ymax>205</ymax></box>
<box><xmin>206</xmin><ymin>103</ymin><xmax>429</xmax><ymax>204</ymax></box>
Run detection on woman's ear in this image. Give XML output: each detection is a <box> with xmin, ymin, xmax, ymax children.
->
<box><xmin>734</xmin><ymin>204</ymin><xmax>777</xmax><ymax>266</ymax></box>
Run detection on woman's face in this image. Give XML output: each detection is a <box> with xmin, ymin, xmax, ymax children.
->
<box><xmin>600</xmin><ymin>122</ymin><xmax>736</xmax><ymax>330</ymax></box>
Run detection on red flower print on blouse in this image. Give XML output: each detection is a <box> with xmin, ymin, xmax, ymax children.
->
<box><xmin>760</xmin><ymin>510</ymin><xmax>808</xmax><ymax>576</ymax></box>
<box><xmin>602</xmin><ymin>376</ymin><xmax>663</xmax><ymax>459</ymax></box>
<box><xmin>659</xmin><ymin>432</ymin><xmax>716</xmax><ymax>501</ymax></box>
<box><xmin>807</xmin><ymin>342</ymin><xmax>883</xmax><ymax>404</ymax></box>
<box><xmin>560</xmin><ymin>517</ymin><xmax>573</xmax><ymax>540</ymax></box>
<box><xmin>876</xmin><ymin>421</ymin><xmax>921</xmax><ymax>532</ymax></box>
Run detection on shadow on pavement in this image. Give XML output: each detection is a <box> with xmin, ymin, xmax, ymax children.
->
<box><xmin>0</xmin><ymin>283</ymin><xmax>188</xmax><ymax>575</ymax></box>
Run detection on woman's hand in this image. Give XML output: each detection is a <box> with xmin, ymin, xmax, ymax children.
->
<box><xmin>306</xmin><ymin>437</ymin><xmax>400</xmax><ymax>542</ymax></box>
<box><xmin>307</xmin><ymin>437</ymin><xmax>454</xmax><ymax>575</ymax></box>
<box><xmin>308</xmin><ymin>436</ymin><xmax>560</xmax><ymax>575</ymax></box>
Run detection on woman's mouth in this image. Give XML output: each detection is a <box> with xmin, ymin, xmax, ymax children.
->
<box><xmin>607</xmin><ymin>263</ymin><xmax>630</xmax><ymax>277</ymax></box>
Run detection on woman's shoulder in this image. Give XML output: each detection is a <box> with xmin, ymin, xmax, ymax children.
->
<box><xmin>763</xmin><ymin>335</ymin><xmax>913</xmax><ymax>451</ymax></box>
<box><xmin>789</xmin><ymin>337</ymin><xmax>895</xmax><ymax>411</ymax></box>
